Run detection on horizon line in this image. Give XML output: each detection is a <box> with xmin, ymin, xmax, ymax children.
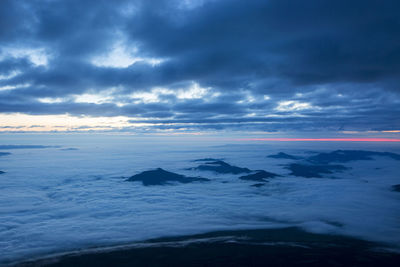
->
<box><xmin>236</xmin><ymin>138</ymin><xmax>400</xmax><ymax>142</ymax></box>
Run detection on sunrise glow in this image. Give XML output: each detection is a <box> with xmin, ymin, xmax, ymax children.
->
<box><xmin>238</xmin><ymin>138</ymin><xmax>400</xmax><ymax>142</ymax></box>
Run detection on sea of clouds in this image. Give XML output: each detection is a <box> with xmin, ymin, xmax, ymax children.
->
<box><xmin>0</xmin><ymin>134</ymin><xmax>399</xmax><ymax>264</ymax></box>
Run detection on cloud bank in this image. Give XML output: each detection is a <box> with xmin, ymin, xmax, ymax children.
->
<box><xmin>0</xmin><ymin>0</ymin><xmax>399</xmax><ymax>132</ymax></box>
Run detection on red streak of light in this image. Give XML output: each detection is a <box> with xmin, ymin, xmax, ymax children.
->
<box><xmin>236</xmin><ymin>138</ymin><xmax>400</xmax><ymax>142</ymax></box>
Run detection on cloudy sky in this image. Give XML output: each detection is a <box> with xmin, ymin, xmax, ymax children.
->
<box><xmin>0</xmin><ymin>0</ymin><xmax>399</xmax><ymax>134</ymax></box>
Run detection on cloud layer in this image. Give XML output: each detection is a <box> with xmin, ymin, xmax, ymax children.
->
<box><xmin>0</xmin><ymin>0</ymin><xmax>399</xmax><ymax>132</ymax></box>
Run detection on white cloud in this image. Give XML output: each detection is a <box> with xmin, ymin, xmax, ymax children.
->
<box><xmin>176</xmin><ymin>82</ymin><xmax>210</xmax><ymax>99</ymax></box>
<box><xmin>238</xmin><ymin>91</ymin><xmax>266</xmax><ymax>104</ymax></box>
<box><xmin>0</xmin><ymin>83</ymin><xmax>30</xmax><ymax>91</ymax></box>
<box><xmin>71</xmin><ymin>88</ymin><xmax>126</xmax><ymax>105</ymax></box>
<box><xmin>38</xmin><ymin>97</ymin><xmax>66</xmax><ymax>104</ymax></box>
<box><xmin>129</xmin><ymin>88</ymin><xmax>174</xmax><ymax>104</ymax></box>
<box><xmin>73</xmin><ymin>93</ymin><xmax>113</xmax><ymax>104</ymax></box>
<box><xmin>275</xmin><ymin>100</ymin><xmax>317</xmax><ymax>112</ymax></box>
<box><xmin>0</xmin><ymin>70</ymin><xmax>21</xmax><ymax>80</ymax></box>
<box><xmin>90</xmin><ymin>40</ymin><xmax>165</xmax><ymax>68</ymax></box>
<box><xmin>1</xmin><ymin>47</ymin><xmax>50</xmax><ymax>66</ymax></box>
<box><xmin>129</xmin><ymin>82</ymin><xmax>215</xmax><ymax>104</ymax></box>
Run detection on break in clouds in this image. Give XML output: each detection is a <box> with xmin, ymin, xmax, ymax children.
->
<box><xmin>0</xmin><ymin>0</ymin><xmax>400</xmax><ymax>132</ymax></box>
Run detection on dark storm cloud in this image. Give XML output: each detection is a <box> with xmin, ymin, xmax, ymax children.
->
<box><xmin>0</xmin><ymin>0</ymin><xmax>399</xmax><ymax>131</ymax></box>
<box><xmin>0</xmin><ymin>57</ymin><xmax>32</xmax><ymax>76</ymax></box>
<box><xmin>127</xmin><ymin>0</ymin><xmax>400</xmax><ymax>87</ymax></box>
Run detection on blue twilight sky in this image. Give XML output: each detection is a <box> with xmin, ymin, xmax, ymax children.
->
<box><xmin>0</xmin><ymin>0</ymin><xmax>399</xmax><ymax>134</ymax></box>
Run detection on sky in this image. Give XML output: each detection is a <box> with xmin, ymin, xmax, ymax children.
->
<box><xmin>0</xmin><ymin>0</ymin><xmax>399</xmax><ymax>135</ymax></box>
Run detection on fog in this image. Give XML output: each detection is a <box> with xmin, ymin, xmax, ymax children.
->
<box><xmin>0</xmin><ymin>134</ymin><xmax>399</xmax><ymax>264</ymax></box>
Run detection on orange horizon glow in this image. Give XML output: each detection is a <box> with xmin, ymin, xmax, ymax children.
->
<box><xmin>237</xmin><ymin>138</ymin><xmax>400</xmax><ymax>142</ymax></box>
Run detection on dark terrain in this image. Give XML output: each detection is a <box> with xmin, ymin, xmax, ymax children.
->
<box><xmin>286</xmin><ymin>163</ymin><xmax>348</xmax><ymax>178</ymax></box>
<box><xmin>307</xmin><ymin>150</ymin><xmax>400</xmax><ymax>164</ymax></box>
<box><xmin>268</xmin><ymin>152</ymin><xmax>302</xmax><ymax>160</ymax></box>
<box><xmin>190</xmin><ymin>160</ymin><xmax>252</xmax><ymax>174</ymax></box>
<box><xmin>19</xmin><ymin>227</ymin><xmax>400</xmax><ymax>267</ymax></box>
<box><xmin>239</xmin><ymin>170</ymin><xmax>280</xmax><ymax>181</ymax></box>
<box><xmin>127</xmin><ymin>168</ymin><xmax>209</xmax><ymax>186</ymax></box>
